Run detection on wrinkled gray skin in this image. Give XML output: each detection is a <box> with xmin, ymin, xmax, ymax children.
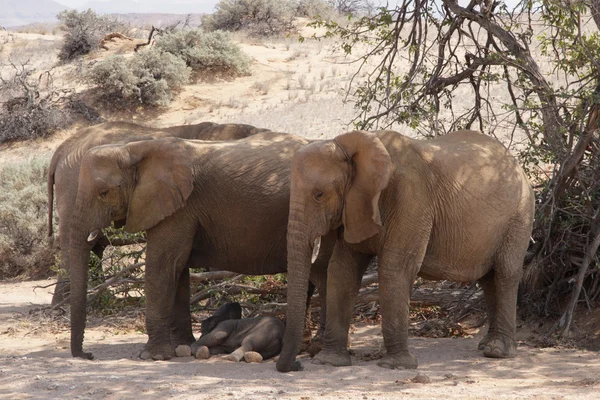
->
<box><xmin>190</xmin><ymin>302</ymin><xmax>284</xmax><ymax>362</ymax></box>
<box><xmin>193</xmin><ymin>316</ymin><xmax>285</xmax><ymax>362</ymax></box>
<box><xmin>48</xmin><ymin>121</ymin><xmax>268</xmax><ymax>306</ymax></box>
<box><xmin>277</xmin><ymin>130</ymin><xmax>535</xmax><ymax>372</ymax></box>
<box><xmin>201</xmin><ymin>302</ymin><xmax>242</xmax><ymax>335</ymax></box>
<box><xmin>69</xmin><ymin>133</ymin><xmax>336</xmax><ymax>362</ymax></box>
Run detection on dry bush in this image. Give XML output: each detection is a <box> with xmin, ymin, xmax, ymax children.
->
<box><xmin>202</xmin><ymin>0</ymin><xmax>297</xmax><ymax>36</ymax></box>
<box><xmin>58</xmin><ymin>9</ymin><xmax>130</xmax><ymax>61</ymax></box>
<box><xmin>0</xmin><ymin>61</ymin><xmax>71</xmax><ymax>143</ymax></box>
<box><xmin>86</xmin><ymin>48</ymin><xmax>190</xmax><ymax>108</ymax></box>
<box><xmin>154</xmin><ymin>30</ymin><xmax>251</xmax><ymax>78</ymax></box>
<box><xmin>295</xmin><ymin>0</ymin><xmax>334</xmax><ymax>18</ymax></box>
<box><xmin>0</xmin><ymin>157</ymin><xmax>57</xmax><ymax>280</ymax></box>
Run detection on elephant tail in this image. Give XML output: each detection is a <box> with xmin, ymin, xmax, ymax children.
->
<box><xmin>47</xmin><ymin>153</ymin><xmax>59</xmax><ymax>238</ymax></box>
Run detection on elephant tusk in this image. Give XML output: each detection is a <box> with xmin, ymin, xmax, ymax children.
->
<box><xmin>87</xmin><ymin>229</ymin><xmax>100</xmax><ymax>242</ymax></box>
<box><xmin>311</xmin><ymin>236</ymin><xmax>321</xmax><ymax>264</ymax></box>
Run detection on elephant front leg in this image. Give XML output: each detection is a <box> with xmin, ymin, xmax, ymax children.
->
<box><xmin>171</xmin><ymin>268</ymin><xmax>196</xmax><ymax>357</ymax></box>
<box><xmin>376</xmin><ymin>247</ymin><xmax>428</xmax><ymax>370</ymax></box>
<box><xmin>140</xmin><ymin>226</ymin><xmax>194</xmax><ymax>361</ymax></box>
<box><xmin>191</xmin><ymin>326</ymin><xmax>233</xmax><ymax>358</ymax></box>
<box><xmin>313</xmin><ymin>242</ymin><xmax>370</xmax><ymax>367</ymax></box>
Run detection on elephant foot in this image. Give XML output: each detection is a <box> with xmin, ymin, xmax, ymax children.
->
<box><xmin>194</xmin><ymin>346</ymin><xmax>210</xmax><ymax>359</ymax></box>
<box><xmin>312</xmin><ymin>349</ymin><xmax>351</xmax><ymax>367</ymax></box>
<box><xmin>478</xmin><ymin>335</ymin><xmax>491</xmax><ymax>351</ymax></box>
<box><xmin>275</xmin><ymin>358</ymin><xmax>304</xmax><ymax>372</ymax></box>
<box><xmin>481</xmin><ymin>336</ymin><xmax>516</xmax><ymax>358</ymax></box>
<box><xmin>306</xmin><ymin>336</ymin><xmax>323</xmax><ymax>357</ymax></box>
<box><xmin>175</xmin><ymin>345</ymin><xmax>192</xmax><ymax>357</ymax></box>
<box><xmin>377</xmin><ymin>352</ymin><xmax>418</xmax><ymax>369</ymax></box>
<box><xmin>171</xmin><ymin>334</ymin><xmax>196</xmax><ymax>350</ymax></box>
<box><xmin>243</xmin><ymin>351</ymin><xmax>263</xmax><ymax>363</ymax></box>
<box><xmin>72</xmin><ymin>350</ymin><xmax>94</xmax><ymax>360</ymax></box>
<box><xmin>139</xmin><ymin>344</ymin><xmax>174</xmax><ymax>361</ymax></box>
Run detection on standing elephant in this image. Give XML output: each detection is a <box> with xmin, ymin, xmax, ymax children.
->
<box><xmin>276</xmin><ymin>129</ymin><xmax>535</xmax><ymax>372</ymax></box>
<box><xmin>48</xmin><ymin>121</ymin><xmax>269</xmax><ymax>305</ymax></box>
<box><xmin>69</xmin><ymin>133</ymin><xmax>336</xmax><ymax>360</ymax></box>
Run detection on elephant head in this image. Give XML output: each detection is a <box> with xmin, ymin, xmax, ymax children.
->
<box><xmin>201</xmin><ymin>302</ymin><xmax>242</xmax><ymax>337</ymax></box>
<box><xmin>276</xmin><ymin>130</ymin><xmax>393</xmax><ymax>372</ymax></box>
<box><xmin>69</xmin><ymin>138</ymin><xmax>194</xmax><ymax>359</ymax></box>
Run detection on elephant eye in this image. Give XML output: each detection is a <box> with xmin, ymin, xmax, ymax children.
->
<box><xmin>99</xmin><ymin>190</ymin><xmax>109</xmax><ymax>199</ymax></box>
<box><xmin>312</xmin><ymin>190</ymin><xmax>325</xmax><ymax>202</ymax></box>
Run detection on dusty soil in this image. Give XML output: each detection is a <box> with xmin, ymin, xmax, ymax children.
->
<box><xmin>1</xmin><ymin>280</ymin><xmax>599</xmax><ymax>400</ymax></box>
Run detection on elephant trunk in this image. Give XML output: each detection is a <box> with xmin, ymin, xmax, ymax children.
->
<box><xmin>69</xmin><ymin>198</ymin><xmax>95</xmax><ymax>360</ymax></box>
<box><xmin>277</xmin><ymin>203</ymin><xmax>313</xmax><ymax>372</ymax></box>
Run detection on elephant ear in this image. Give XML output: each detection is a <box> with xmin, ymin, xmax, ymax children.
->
<box><xmin>123</xmin><ymin>138</ymin><xmax>194</xmax><ymax>233</ymax></box>
<box><xmin>335</xmin><ymin>131</ymin><xmax>393</xmax><ymax>244</ymax></box>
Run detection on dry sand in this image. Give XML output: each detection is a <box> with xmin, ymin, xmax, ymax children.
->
<box><xmin>1</xmin><ymin>280</ymin><xmax>599</xmax><ymax>400</ymax></box>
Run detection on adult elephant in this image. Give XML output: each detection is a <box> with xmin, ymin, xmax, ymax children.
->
<box><xmin>276</xmin><ymin>129</ymin><xmax>535</xmax><ymax>372</ymax></box>
<box><xmin>48</xmin><ymin>121</ymin><xmax>269</xmax><ymax>305</ymax></box>
<box><xmin>69</xmin><ymin>133</ymin><xmax>336</xmax><ymax>361</ymax></box>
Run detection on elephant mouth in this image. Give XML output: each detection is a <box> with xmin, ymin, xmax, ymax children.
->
<box><xmin>87</xmin><ymin>229</ymin><xmax>101</xmax><ymax>243</ymax></box>
<box><xmin>311</xmin><ymin>236</ymin><xmax>321</xmax><ymax>264</ymax></box>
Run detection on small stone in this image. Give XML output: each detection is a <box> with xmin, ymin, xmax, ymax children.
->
<box><xmin>175</xmin><ymin>345</ymin><xmax>192</xmax><ymax>358</ymax></box>
<box><xmin>410</xmin><ymin>373</ymin><xmax>431</xmax><ymax>384</ymax></box>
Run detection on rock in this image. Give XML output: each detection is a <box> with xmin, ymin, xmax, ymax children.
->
<box><xmin>410</xmin><ymin>373</ymin><xmax>431</xmax><ymax>384</ymax></box>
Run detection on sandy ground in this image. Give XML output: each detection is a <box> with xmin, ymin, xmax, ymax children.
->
<box><xmin>0</xmin><ymin>280</ymin><xmax>599</xmax><ymax>400</ymax></box>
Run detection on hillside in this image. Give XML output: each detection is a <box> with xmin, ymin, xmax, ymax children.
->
<box><xmin>0</xmin><ymin>0</ymin><xmax>67</xmax><ymax>27</ymax></box>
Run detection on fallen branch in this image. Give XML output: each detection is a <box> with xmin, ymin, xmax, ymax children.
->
<box><xmin>190</xmin><ymin>271</ymin><xmax>238</xmax><ymax>284</ymax></box>
<box><xmin>100</xmin><ymin>32</ymin><xmax>133</xmax><ymax>50</ymax></box>
<box><xmin>190</xmin><ymin>274</ymin><xmax>245</xmax><ymax>305</ymax></box>
<box><xmin>49</xmin><ymin>262</ymin><xmax>145</xmax><ymax>309</ymax></box>
<box><xmin>135</xmin><ymin>26</ymin><xmax>159</xmax><ymax>52</ymax></box>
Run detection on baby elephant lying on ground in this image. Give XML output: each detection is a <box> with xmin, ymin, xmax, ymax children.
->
<box><xmin>191</xmin><ymin>302</ymin><xmax>285</xmax><ymax>363</ymax></box>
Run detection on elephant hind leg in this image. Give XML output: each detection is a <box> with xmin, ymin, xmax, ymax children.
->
<box><xmin>478</xmin><ymin>270</ymin><xmax>497</xmax><ymax>351</ymax></box>
<box><xmin>480</xmin><ymin>238</ymin><xmax>526</xmax><ymax>359</ymax></box>
<box><xmin>223</xmin><ymin>337</ymin><xmax>255</xmax><ymax>362</ymax></box>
